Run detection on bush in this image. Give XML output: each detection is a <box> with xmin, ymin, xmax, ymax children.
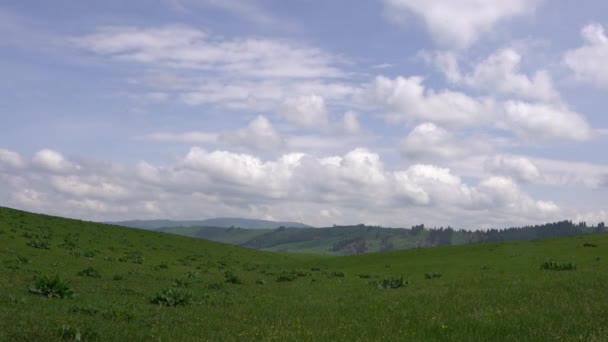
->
<box><xmin>424</xmin><ymin>272</ymin><xmax>442</xmax><ymax>279</ymax></box>
<box><xmin>256</xmin><ymin>279</ymin><xmax>267</xmax><ymax>285</ymax></box>
<box><xmin>331</xmin><ymin>271</ymin><xmax>345</xmax><ymax>278</ymax></box>
<box><xmin>173</xmin><ymin>279</ymin><xmax>190</xmax><ymax>288</ymax></box>
<box><xmin>150</xmin><ymin>288</ymin><xmax>192</xmax><ymax>306</ymax></box>
<box><xmin>184</xmin><ymin>271</ymin><xmax>199</xmax><ymax>279</ymax></box>
<box><xmin>58</xmin><ymin>324</ymin><xmax>98</xmax><ymax>341</ymax></box>
<box><xmin>112</xmin><ymin>274</ymin><xmax>124</xmax><ymax>281</ymax></box>
<box><xmin>29</xmin><ymin>275</ymin><xmax>75</xmax><ymax>298</ymax></box>
<box><xmin>224</xmin><ymin>271</ymin><xmax>242</xmax><ymax>284</ymax></box>
<box><xmin>77</xmin><ymin>267</ymin><xmax>101</xmax><ymax>278</ymax></box>
<box><xmin>276</xmin><ymin>272</ymin><xmax>297</xmax><ymax>282</ymax></box>
<box><xmin>583</xmin><ymin>242</ymin><xmax>598</xmax><ymax>248</ymax></box>
<box><xmin>540</xmin><ymin>259</ymin><xmax>576</xmax><ymax>271</ymax></box>
<box><xmin>375</xmin><ymin>276</ymin><xmax>408</xmax><ymax>289</ymax></box>
<box><xmin>26</xmin><ymin>239</ymin><xmax>50</xmax><ymax>249</ymax></box>
<box><xmin>358</xmin><ymin>274</ymin><xmax>371</xmax><ymax>279</ymax></box>
<box><xmin>118</xmin><ymin>251</ymin><xmax>144</xmax><ymax>264</ymax></box>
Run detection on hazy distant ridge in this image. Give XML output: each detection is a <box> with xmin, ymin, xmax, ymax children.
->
<box><xmin>108</xmin><ymin>217</ymin><xmax>312</xmax><ymax>230</ymax></box>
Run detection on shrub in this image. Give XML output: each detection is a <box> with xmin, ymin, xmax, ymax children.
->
<box><xmin>154</xmin><ymin>263</ymin><xmax>169</xmax><ymax>270</ymax></box>
<box><xmin>425</xmin><ymin>272</ymin><xmax>442</xmax><ymax>279</ymax></box>
<box><xmin>331</xmin><ymin>271</ymin><xmax>345</xmax><ymax>278</ymax></box>
<box><xmin>224</xmin><ymin>271</ymin><xmax>242</xmax><ymax>284</ymax></box>
<box><xmin>375</xmin><ymin>276</ymin><xmax>408</xmax><ymax>289</ymax></box>
<box><xmin>540</xmin><ymin>259</ymin><xmax>576</xmax><ymax>271</ymax></box>
<box><xmin>256</xmin><ymin>279</ymin><xmax>267</xmax><ymax>285</ymax></box>
<box><xmin>276</xmin><ymin>272</ymin><xmax>297</xmax><ymax>282</ymax></box>
<box><xmin>77</xmin><ymin>267</ymin><xmax>101</xmax><ymax>278</ymax></box>
<box><xmin>26</xmin><ymin>239</ymin><xmax>50</xmax><ymax>249</ymax></box>
<box><xmin>184</xmin><ymin>271</ymin><xmax>199</xmax><ymax>279</ymax></box>
<box><xmin>112</xmin><ymin>274</ymin><xmax>124</xmax><ymax>281</ymax></box>
<box><xmin>58</xmin><ymin>234</ymin><xmax>79</xmax><ymax>250</ymax></box>
<box><xmin>173</xmin><ymin>279</ymin><xmax>190</xmax><ymax>288</ymax></box>
<box><xmin>207</xmin><ymin>282</ymin><xmax>225</xmax><ymax>290</ymax></box>
<box><xmin>29</xmin><ymin>275</ymin><xmax>75</xmax><ymax>298</ymax></box>
<box><xmin>583</xmin><ymin>242</ymin><xmax>598</xmax><ymax>248</ymax></box>
<box><xmin>83</xmin><ymin>250</ymin><xmax>99</xmax><ymax>258</ymax></box>
<box><xmin>310</xmin><ymin>267</ymin><xmax>322</xmax><ymax>271</ymax></box>
<box><xmin>150</xmin><ymin>288</ymin><xmax>192</xmax><ymax>306</ymax></box>
<box><xmin>58</xmin><ymin>324</ymin><xmax>98</xmax><ymax>341</ymax></box>
<box><xmin>119</xmin><ymin>251</ymin><xmax>144</xmax><ymax>264</ymax></box>
<box><xmin>358</xmin><ymin>274</ymin><xmax>371</xmax><ymax>279</ymax></box>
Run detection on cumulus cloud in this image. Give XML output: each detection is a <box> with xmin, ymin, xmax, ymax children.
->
<box><xmin>368</xmin><ymin>75</ymin><xmax>592</xmax><ymax>142</ymax></box>
<box><xmin>400</xmin><ymin>122</ymin><xmax>492</xmax><ymax>161</ymax></box>
<box><xmin>426</xmin><ymin>49</ymin><xmax>559</xmax><ymax>102</ymax></box>
<box><xmin>368</xmin><ymin>75</ymin><xmax>496</xmax><ymax>127</ymax></box>
<box><xmin>32</xmin><ymin>149</ymin><xmax>80</xmax><ymax>173</ymax></box>
<box><xmin>485</xmin><ymin>154</ymin><xmax>540</xmax><ymax>183</ymax></box>
<box><xmin>503</xmin><ymin>101</ymin><xmax>593</xmax><ymax>141</ymax></box>
<box><xmin>218</xmin><ymin>115</ymin><xmax>285</xmax><ymax>152</ymax></box>
<box><xmin>384</xmin><ymin>0</ymin><xmax>542</xmax><ymax>48</ymax></box>
<box><xmin>564</xmin><ymin>23</ymin><xmax>608</xmax><ymax>87</ymax></box>
<box><xmin>0</xmin><ymin>146</ymin><xmax>568</xmax><ymax>228</ymax></box>
<box><xmin>0</xmin><ymin>148</ymin><xmax>25</xmax><ymax>169</ymax></box>
<box><xmin>279</xmin><ymin>94</ymin><xmax>329</xmax><ymax>128</ymax></box>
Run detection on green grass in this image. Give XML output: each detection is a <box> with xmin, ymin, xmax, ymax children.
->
<box><xmin>1</xmin><ymin>206</ymin><xmax>608</xmax><ymax>340</ymax></box>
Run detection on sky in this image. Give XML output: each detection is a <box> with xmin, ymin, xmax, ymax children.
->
<box><xmin>1</xmin><ymin>0</ymin><xmax>608</xmax><ymax>228</ymax></box>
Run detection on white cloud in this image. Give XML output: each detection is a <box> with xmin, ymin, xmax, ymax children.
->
<box><xmin>340</xmin><ymin>111</ymin><xmax>362</xmax><ymax>135</ymax></box>
<box><xmin>0</xmin><ymin>148</ymin><xmax>25</xmax><ymax>169</ymax></box>
<box><xmin>136</xmin><ymin>131</ymin><xmax>218</xmax><ymax>144</ymax></box>
<box><xmin>51</xmin><ymin>175</ymin><xmax>130</xmax><ymax>200</ymax></box>
<box><xmin>400</xmin><ymin>122</ymin><xmax>492</xmax><ymax>161</ymax></box>
<box><xmin>384</xmin><ymin>0</ymin><xmax>542</xmax><ymax>48</ymax></box>
<box><xmin>219</xmin><ymin>115</ymin><xmax>285</xmax><ymax>152</ymax></box>
<box><xmin>74</xmin><ymin>25</ymin><xmax>343</xmax><ymax>79</ymax></box>
<box><xmin>0</xmin><ymin>147</ymin><xmax>567</xmax><ymax>228</ymax></box>
<box><xmin>564</xmin><ymin>23</ymin><xmax>608</xmax><ymax>88</ymax></box>
<box><xmin>503</xmin><ymin>101</ymin><xmax>592</xmax><ymax>141</ymax></box>
<box><xmin>426</xmin><ymin>49</ymin><xmax>559</xmax><ymax>102</ymax></box>
<box><xmin>279</xmin><ymin>94</ymin><xmax>329</xmax><ymax>128</ymax></box>
<box><xmin>485</xmin><ymin>154</ymin><xmax>540</xmax><ymax>183</ymax></box>
<box><xmin>369</xmin><ymin>75</ymin><xmax>496</xmax><ymax>127</ymax></box>
<box><xmin>32</xmin><ymin>149</ymin><xmax>80</xmax><ymax>174</ymax></box>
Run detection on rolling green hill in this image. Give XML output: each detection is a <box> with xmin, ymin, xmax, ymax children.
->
<box><xmin>159</xmin><ymin>222</ymin><xmax>606</xmax><ymax>255</ymax></box>
<box><xmin>2</xmin><ymin>206</ymin><xmax>608</xmax><ymax>340</ymax></box>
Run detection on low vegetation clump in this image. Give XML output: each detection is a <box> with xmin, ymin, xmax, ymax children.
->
<box><xmin>118</xmin><ymin>251</ymin><xmax>144</xmax><ymax>264</ymax></box>
<box><xmin>331</xmin><ymin>271</ymin><xmax>345</xmax><ymax>278</ymax></box>
<box><xmin>583</xmin><ymin>242</ymin><xmax>598</xmax><ymax>248</ymax></box>
<box><xmin>58</xmin><ymin>324</ymin><xmax>98</xmax><ymax>341</ymax></box>
<box><xmin>28</xmin><ymin>275</ymin><xmax>76</xmax><ymax>298</ymax></box>
<box><xmin>224</xmin><ymin>271</ymin><xmax>242</xmax><ymax>284</ymax></box>
<box><xmin>540</xmin><ymin>259</ymin><xmax>577</xmax><ymax>271</ymax></box>
<box><xmin>374</xmin><ymin>276</ymin><xmax>408</xmax><ymax>289</ymax></box>
<box><xmin>276</xmin><ymin>272</ymin><xmax>297</xmax><ymax>282</ymax></box>
<box><xmin>424</xmin><ymin>272</ymin><xmax>442</xmax><ymax>279</ymax></box>
<box><xmin>77</xmin><ymin>267</ymin><xmax>101</xmax><ymax>278</ymax></box>
<box><xmin>150</xmin><ymin>288</ymin><xmax>193</xmax><ymax>306</ymax></box>
<box><xmin>26</xmin><ymin>239</ymin><xmax>50</xmax><ymax>249</ymax></box>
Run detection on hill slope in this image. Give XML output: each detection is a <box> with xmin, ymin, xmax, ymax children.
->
<box><xmin>110</xmin><ymin>217</ymin><xmax>311</xmax><ymax>230</ymax></box>
<box><xmin>2</xmin><ymin>206</ymin><xmax>608</xmax><ymax>340</ymax></box>
<box><xmin>159</xmin><ymin>222</ymin><xmax>606</xmax><ymax>255</ymax></box>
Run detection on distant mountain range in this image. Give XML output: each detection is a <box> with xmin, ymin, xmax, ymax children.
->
<box><xmin>107</xmin><ymin>217</ymin><xmax>312</xmax><ymax>230</ymax></box>
<box><xmin>155</xmin><ymin>221</ymin><xmax>606</xmax><ymax>255</ymax></box>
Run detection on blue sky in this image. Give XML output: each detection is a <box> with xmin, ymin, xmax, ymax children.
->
<box><xmin>1</xmin><ymin>0</ymin><xmax>607</xmax><ymax>228</ymax></box>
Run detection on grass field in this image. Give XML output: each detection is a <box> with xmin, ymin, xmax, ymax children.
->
<box><xmin>1</xmin><ymin>206</ymin><xmax>608</xmax><ymax>341</ymax></box>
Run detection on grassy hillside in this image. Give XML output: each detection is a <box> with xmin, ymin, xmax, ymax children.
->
<box><xmin>2</xmin><ymin>206</ymin><xmax>608</xmax><ymax>340</ymax></box>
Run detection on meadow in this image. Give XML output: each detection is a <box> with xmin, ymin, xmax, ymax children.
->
<box><xmin>1</xmin><ymin>206</ymin><xmax>608</xmax><ymax>341</ymax></box>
